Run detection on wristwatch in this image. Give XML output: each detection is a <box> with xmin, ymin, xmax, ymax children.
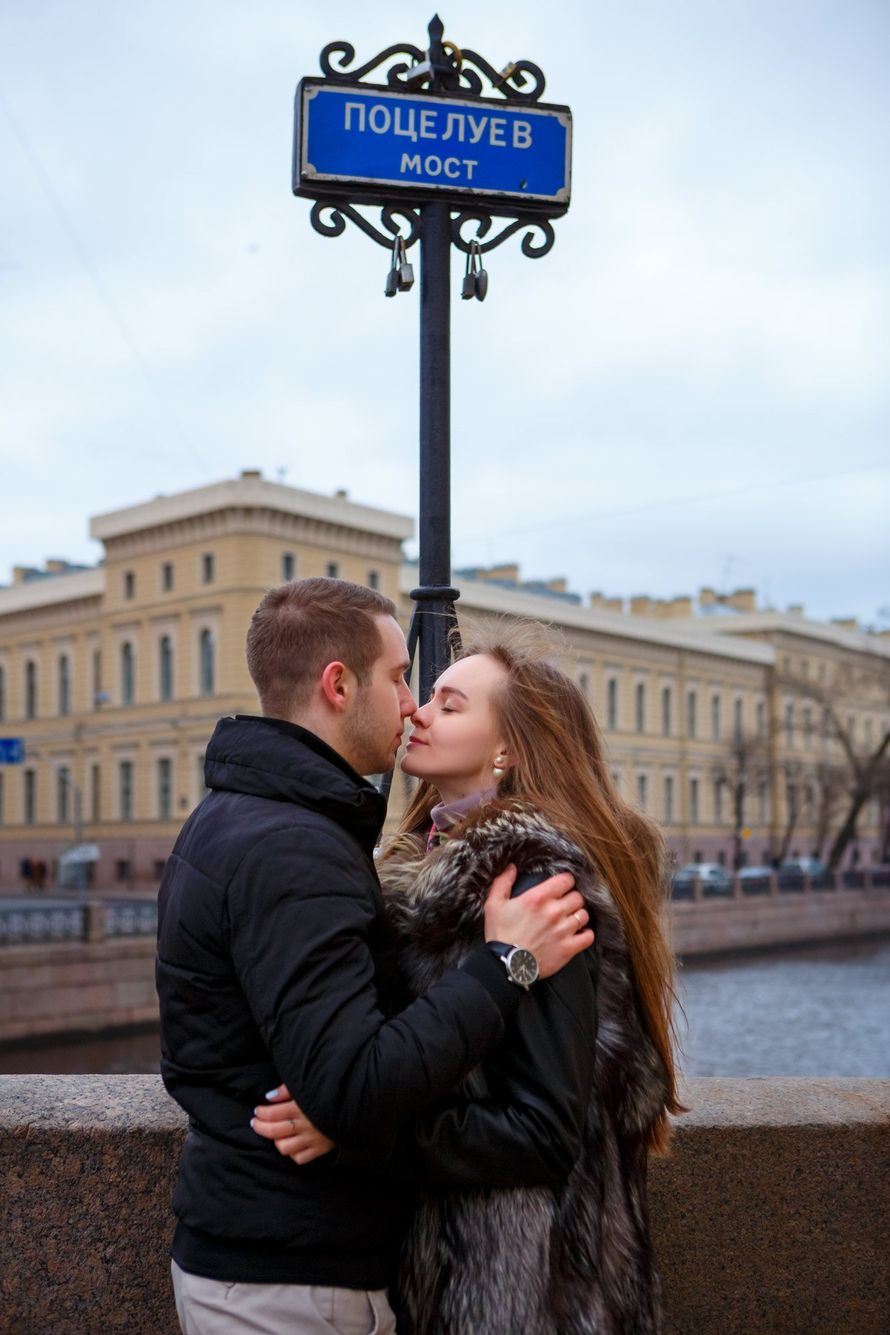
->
<box><xmin>486</xmin><ymin>941</ymin><xmax>540</xmax><ymax>990</ymax></box>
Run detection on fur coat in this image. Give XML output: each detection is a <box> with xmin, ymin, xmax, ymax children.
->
<box><xmin>380</xmin><ymin>804</ymin><xmax>670</xmax><ymax>1335</ymax></box>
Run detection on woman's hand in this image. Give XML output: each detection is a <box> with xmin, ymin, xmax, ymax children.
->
<box><xmin>251</xmin><ymin>1085</ymin><xmax>336</xmax><ymax>1165</ymax></box>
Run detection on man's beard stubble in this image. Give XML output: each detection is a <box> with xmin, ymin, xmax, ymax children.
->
<box><xmin>342</xmin><ymin>685</ymin><xmax>398</xmax><ymax>778</ymax></box>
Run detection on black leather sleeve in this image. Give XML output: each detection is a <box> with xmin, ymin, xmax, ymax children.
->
<box><xmin>400</xmin><ymin>872</ymin><xmax>598</xmax><ymax>1190</ymax></box>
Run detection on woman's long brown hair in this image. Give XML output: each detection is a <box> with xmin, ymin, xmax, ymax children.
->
<box><xmin>384</xmin><ymin>622</ymin><xmax>683</xmax><ymax>1152</ymax></box>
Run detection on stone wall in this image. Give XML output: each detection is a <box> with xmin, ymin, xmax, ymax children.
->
<box><xmin>0</xmin><ymin>937</ymin><xmax>157</xmax><ymax>1044</ymax></box>
<box><xmin>1</xmin><ymin>1077</ymin><xmax>887</xmax><ymax>1334</ymax></box>
<box><xmin>669</xmin><ymin>887</ymin><xmax>890</xmax><ymax>955</ymax></box>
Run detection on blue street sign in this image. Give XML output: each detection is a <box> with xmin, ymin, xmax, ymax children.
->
<box><xmin>294</xmin><ymin>80</ymin><xmax>571</xmax><ymax>212</ymax></box>
<box><xmin>0</xmin><ymin>738</ymin><xmax>25</xmax><ymax>764</ymax></box>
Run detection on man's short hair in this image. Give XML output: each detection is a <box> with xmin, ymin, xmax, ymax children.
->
<box><xmin>246</xmin><ymin>577</ymin><xmax>398</xmax><ymax>717</ymax></box>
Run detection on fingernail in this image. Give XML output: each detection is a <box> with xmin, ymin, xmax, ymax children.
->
<box><xmin>249</xmin><ymin>1118</ymin><xmax>256</xmax><ymax>1128</ymax></box>
<box><xmin>265</xmin><ymin>1088</ymin><xmax>279</xmax><ymax>1100</ymax></box>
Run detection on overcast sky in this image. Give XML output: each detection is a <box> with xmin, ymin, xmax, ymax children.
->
<box><xmin>1</xmin><ymin>0</ymin><xmax>887</xmax><ymax>624</ymax></box>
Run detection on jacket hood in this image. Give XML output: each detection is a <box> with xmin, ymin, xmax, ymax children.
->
<box><xmin>204</xmin><ymin>715</ymin><xmax>386</xmax><ymax>851</ymax></box>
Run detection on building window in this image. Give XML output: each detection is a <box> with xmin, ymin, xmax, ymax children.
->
<box><xmin>689</xmin><ymin>778</ymin><xmax>700</xmax><ymax>824</ymax></box>
<box><xmin>635</xmin><ymin>683</ymin><xmax>646</xmax><ymax>734</ymax></box>
<box><xmin>606</xmin><ymin>678</ymin><xmax>618</xmax><ymax>731</ymax></box>
<box><xmin>197</xmin><ymin>752</ymin><xmax>208</xmax><ymax>799</ymax></box>
<box><xmin>0</xmin><ymin>664</ymin><xmax>5</xmax><ymax>720</ymax></box>
<box><xmin>202</xmin><ymin>552</ymin><xmax>215</xmax><ymax>584</ymax></box>
<box><xmin>326</xmin><ymin>561</ymin><xmax>339</xmax><ymax>579</ymax></box>
<box><xmin>58</xmin><ymin>655</ymin><xmax>71</xmax><ymax>716</ymax></box>
<box><xmin>24</xmin><ymin>768</ymin><xmax>36</xmax><ymax>825</ymax></box>
<box><xmin>711</xmin><ymin>694</ymin><xmax>721</xmax><ymax>741</ymax></box>
<box><xmin>282</xmin><ymin>552</ymin><xmax>295</xmax><ymax>582</ymax></box>
<box><xmin>368</xmin><ymin>569</ymin><xmax>380</xmax><ymax>590</ymax></box>
<box><xmin>157</xmin><ymin>758</ymin><xmax>172</xmax><ymax>820</ymax></box>
<box><xmin>199</xmin><ymin>629</ymin><xmax>215</xmax><ymax>697</ymax></box>
<box><xmin>93</xmin><ymin>650</ymin><xmax>103</xmax><ymax>709</ymax></box>
<box><xmin>123</xmin><ymin>570</ymin><xmax>135</xmax><ymax>599</ymax></box>
<box><xmin>664</xmin><ymin>775</ymin><xmax>674</xmax><ymax>823</ymax></box>
<box><xmin>154</xmin><ymin>859</ymin><xmax>167</xmax><ymax>880</ymax></box>
<box><xmin>56</xmin><ymin>766</ymin><xmax>71</xmax><ymax>824</ymax></box>
<box><xmin>786</xmin><ymin>782</ymin><xmax>798</xmax><ymax>823</ymax></box>
<box><xmin>687</xmin><ymin>690</ymin><xmax>697</xmax><ymax>738</ymax></box>
<box><xmin>803</xmin><ymin>706</ymin><xmax>813</xmax><ymax>749</ymax></box>
<box><xmin>756</xmin><ymin>700</ymin><xmax>766</xmax><ymax>738</ymax></box>
<box><xmin>733</xmin><ymin>697</ymin><xmax>743</xmax><ymax>742</ymax></box>
<box><xmin>159</xmin><ymin>636</ymin><xmax>174</xmax><ymax>702</ymax></box>
<box><xmin>161</xmin><ymin>562</ymin><xmax>174</xmax><ymax>592</ymax></box>
<box><xmin>758</xmin><ymin>780</ymin><xmax>768</xmax><ymax>824</ymax></box>
<box><xmin>91</xmin><ymin>763</ymin><xmax>101</xmax><ymax>821</ymax></box>
<box><xmin>115</xmin><ymin>859</ymin><xmax>131</xmax><ymax>884</ymax></box>
<box><xmin>119</xmin><ymin>761</ymin><xmax>133</xmax><ymax>821</ymax></box>
<box><xmin>713</xmin><ymin>780</ymin><xmax>724</xmax><ymax>824</ymax></box>
<box><xmin>25</xmin><ymin>660</ymin><xmax>38</xmax><ymax>719</ymax></box>
<box><xmin>121</xmin><ymin>642</ymin><xmax>135</xmax><ymax>706</ymax></box>
<box><xmin>784</xmin><ymin>703</ymin><xmax>794</xmax><ymax>748</ymax></box>
<box><xmin>637</xmin><ymin>774</ymin><xmax>648</xmax><ymax>810</ymax></box>
<box><xmin>661</xmin><ymin>687</ymin><xmax>671</xmax><ymax>737</ymax></box>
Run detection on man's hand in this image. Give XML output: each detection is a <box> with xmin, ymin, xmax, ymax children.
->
<box><xmin>484</xmin><ymin>864</ymin><xmax>593</xmax><ymax>979</ymax></box>
<box><xmin>251</xmin><ymin>1086</ymin><xmax>336</xmax><ymax>1165</ymax></box>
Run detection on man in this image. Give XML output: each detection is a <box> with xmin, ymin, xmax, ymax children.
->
<box><xmin>157</xmin><ymin>577</ymin><xmax>593</xmax><ymax>1334</ymax></box>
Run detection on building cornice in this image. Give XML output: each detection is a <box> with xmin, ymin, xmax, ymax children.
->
<box><xmin>669</xmin><ymin>612</ymin><xmax>890</xmax><ymax>660</ymax></box>
<box><xmin>402</xmin><ymin>568</ymin><xmax>774</xmax><ymax>666</ymax></box>
<box><xmin>90</xmin><ymin>477</ymin><xmax>414</xmax><ymax>546</ymax></box>
<box><xmin>0</xmin><ymin>569</ymin><xmax>105</xmax><ymax>619</ymax></box>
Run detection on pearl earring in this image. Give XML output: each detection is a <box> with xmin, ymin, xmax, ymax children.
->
<box><xmin>493</xmin><ymin>756</ymin><xmax>505</xmax><ymax>780</ymax></box>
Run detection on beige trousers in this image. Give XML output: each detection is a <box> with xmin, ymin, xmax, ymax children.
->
<box><xmin>172</xmin><ymin>1261</ymin><xmax>397</xmax><ymax>1335</ymax></box>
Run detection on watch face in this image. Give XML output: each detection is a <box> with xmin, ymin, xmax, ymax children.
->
<box><xmin>508</xmin><ymin>948</ymin><xmax>539</xmax><ymax>986</ymax></box>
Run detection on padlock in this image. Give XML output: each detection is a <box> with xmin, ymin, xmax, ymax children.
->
<box><xmin>398</xmin><ymin>237</ymin><xmax>415</xmax><ymax>291</ymax></box>
<box><xmin>384</xmin><ymin>236</ymin><xmax>400</xmax><ymax>298</ymax></box>
<box><xmin>461</xmin><ymin>246</ymin><xmax>476</xmax><ymax>299</ymax></box>
<box><xmin>474</xmin><ymin>247</ymin><xmax>489</xmax><ymax>302</ymax></box>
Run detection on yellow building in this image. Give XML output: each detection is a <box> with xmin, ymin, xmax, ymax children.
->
<box><xmin>0</xmin><ymin>472</ymin><xmax>886</xmax><ymax>888</ymax></box>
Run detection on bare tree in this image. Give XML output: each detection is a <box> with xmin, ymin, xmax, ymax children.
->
<box><xmin>712</xmin><ymin>732</ymin><xmax>770</xmax><ymax>870</ymax></box>
<box><xmin>811</xmin><ymin>761</ymin><xmax>849</xmax><ymax>860</ymax></box>
<box><xmin>776</xmin><ymin>659</ymin><xmax>890</xmax><ymax>870</ymax></box>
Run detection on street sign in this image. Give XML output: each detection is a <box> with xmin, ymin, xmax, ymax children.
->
<box><xmin>294</xmin><ymin>80</ymin><xmax>572</xmax><ymax>213</ymax></box>
<box><xmin>0</xmin><ymin>738</ymin><xmax>24</xmax><ymax>764</ymax></box>
<box><xmin>59</xmin><ymin>843</ymin><xmax>100</xmax><ymax>866</ymax></box>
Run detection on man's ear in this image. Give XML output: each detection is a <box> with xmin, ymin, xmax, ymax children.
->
<box><xmin>320</xmin><ymin>661</ymin><xmax>351</xmax><ymax>712</ymax></box>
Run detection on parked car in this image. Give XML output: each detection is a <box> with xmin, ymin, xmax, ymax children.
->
<box><xmin>671</xmin><ymin>863</ymin><xmax>733</xmax><ymax>897</ymax></box>
<box><xmin>780</xmin><ymin>857</ymin><xmax>826</xmax><ymax>878</ymax></box>
<box><xmin>737</xmin><ymin>865</ymin><xmax>774</xmax><ymax>893</ymax></box>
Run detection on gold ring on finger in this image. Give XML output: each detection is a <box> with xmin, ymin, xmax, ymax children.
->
<box><xmin>290</xmin><ymin>1118</ymin><xmax>297</xmax><ymax>1133</ymax></box>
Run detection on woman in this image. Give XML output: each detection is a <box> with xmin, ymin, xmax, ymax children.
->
<box><xmin>254</xmin><ymin>628</ymin><xmax>682</xmax><ymax>1334</ymax></box>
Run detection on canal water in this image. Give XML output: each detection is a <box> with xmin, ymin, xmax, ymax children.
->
<box><xmin>1</xmin><ymin>938</ymin><xmax>888</xmax><ymax>1078</ymax></box>
<box><xmin>676</xmin><ymin>936</ymin><xmax>890</xmax><ymax>1078</ymax></box>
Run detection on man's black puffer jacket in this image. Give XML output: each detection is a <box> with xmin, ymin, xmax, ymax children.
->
<box><xmin>156</xmin><ymin>714</ymin><xmax>526</xmax><ymax>1289</ymax></box>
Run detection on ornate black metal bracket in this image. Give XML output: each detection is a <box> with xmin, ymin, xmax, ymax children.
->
<box><xmin>318</xmin><ymin>15</ymin><xmax>545</xmax><ymax>102</ymax></box>
<box><xmin>309</xmin><ymin>201</ymin><xmax>421</xmax><ymax>249</ymax></box>
<box><xmin>450</xmin><ymin>211</ymin><xmax>555</xmax><ymax>258</ymax></box>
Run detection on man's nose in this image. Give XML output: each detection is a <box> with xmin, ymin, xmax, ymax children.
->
<box><xmin>401</xmin><ymin>685</ymin><xmax>418</xmax><ymax>716</ymax></box>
